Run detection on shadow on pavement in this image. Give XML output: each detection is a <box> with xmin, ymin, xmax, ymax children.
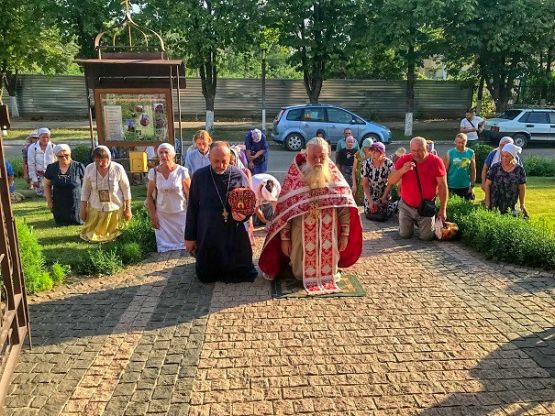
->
<box><xmin>420</xmin><ymin>327</ymin><xmax>555</xmax><ymax>415</ymax></box>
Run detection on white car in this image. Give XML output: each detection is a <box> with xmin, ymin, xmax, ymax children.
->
<box><xmin>483</xmin><ymin>108</ymin><xmax>555</xmax><ymax>147</ymax></box>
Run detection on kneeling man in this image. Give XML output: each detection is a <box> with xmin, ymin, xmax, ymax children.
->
<box><xmin>259</xmin><ymin>137</ymin><xmax>362</xmax><ymax>295</ymax></box>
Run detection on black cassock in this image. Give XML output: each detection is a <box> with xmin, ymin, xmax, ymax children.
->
<box><xmin>185</xmin><ymin>165</ymin><xmax>257</xmax><ymax>283</ymax></box>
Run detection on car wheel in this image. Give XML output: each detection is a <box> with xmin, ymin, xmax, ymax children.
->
<box><xmin>361</xmin><ymin>133</ymin><xmax>380</xmax><ymax>145</ymax></box>
<box><xmin>513</xmin><ymin>133</ymin><xmax>528</xmax><ymax>148</ymax></box>
<box><xmin>284</xmin><ymin>133</ymin><xmax>305</xmax><ymax>151</ymax></box>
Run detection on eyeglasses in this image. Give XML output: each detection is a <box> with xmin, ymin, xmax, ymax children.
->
<box><xmin>57</xmin><ymin>154</ymin><xmax>70</xmax><ymax>159</ymax></box>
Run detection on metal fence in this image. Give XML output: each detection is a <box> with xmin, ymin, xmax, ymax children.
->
<box><xmin>14</xmin><ymin>75</ymin><xmax>471</xmax><ymax>120</ymax></box>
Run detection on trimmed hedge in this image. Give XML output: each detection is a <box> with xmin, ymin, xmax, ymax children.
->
<box><xmin>448</xmin><ymin>197</ymin><xmax>555</xmax><ymax>270</ymax></box>
<box><xmin>523</xmin><ymin>156</ymin><xmax>555</xmax><ymax>177</ymax></box>
<box><xmin>473</xmin><ymin>144</ymin><xmax>494</xmax><ymax>183</ymax></box>
<box><xmin>71</xmin><ymin>144</ymin><xmax>93</xmax><ymax>165</ymax></box>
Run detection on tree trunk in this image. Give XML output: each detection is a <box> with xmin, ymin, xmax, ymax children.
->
<box><xmin>404</xmin><ymin>43</ymin><xmax>416</xmax><ymax>137</ymax></box>
<box><xmin>200</xmin><ymin>49</ymin><xmax>217</xmax><ymax>132</ymax></box>
<box><xmin>3</xmin><ymin>73</ymin><xmax>19</xmax><ymax>118</ymax></box>
<box><xmin>261</xmin><ymin>49</ymin><xmax>267</xmax><ymax>133</ymax></box>
<box><xmin>476</xmin><ymin>76</ymin><xmax>485</xmax><ymax>114</ymax></box>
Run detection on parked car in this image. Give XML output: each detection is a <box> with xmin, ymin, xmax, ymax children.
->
<box><xmin>271</xmin><ymin>104</ymin><xmax>392</xmax><ymax>151</ymax></box>
<box><xmin>483</xmin><ymin>108</ymin><xmax>555</xmax><ymax>147</ymax></box>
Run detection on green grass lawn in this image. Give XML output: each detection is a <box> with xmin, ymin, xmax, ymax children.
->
<box><xmin>4</xmin><ymin>129</ymin><xmax>93</xmax><ymax>142</ymax></box>
<box><xmin>11</xmin><ymin>178</ymin><xmax>147</xmax><ymax>272</ymax></box>
<box><xmin>472</xmin><ymin>177</ymin><xmax>555</xmax><ymax>234</ymax></box>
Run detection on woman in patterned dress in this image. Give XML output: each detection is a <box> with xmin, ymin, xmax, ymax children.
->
<box><xmin>361</xmin><ymin>142</ymin><xmax>395</xmax><ymax>220</ymax></box>
<box><xmin>484</xmin><ymin>143</ymin><xmax>528</xmax><ymax>217</ymax></box>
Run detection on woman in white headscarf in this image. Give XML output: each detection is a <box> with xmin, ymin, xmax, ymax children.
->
<box><xmin>484</xmin><ymin>143</ymin><xmax>528</xmax><ymax>217</ymax></box>
<box><xmin>145</xmin><ymin>143</ymin><xmax>191</xmax><ymax>252</ymax></box>
<box><xmin>80</xmin><ymin>145</ymin><xmax>132</xmax><ymax>242</ymax></box>
<box><xmin>43</xmin><ymin>144</ymin><xmax>85</xmax><ymax>225</ymax></box>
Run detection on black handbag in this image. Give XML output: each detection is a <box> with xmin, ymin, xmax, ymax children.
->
<box><xmin>414</xmin><ymin>160</ymin><xmax>437</xmax><ymax>217</ymax></box>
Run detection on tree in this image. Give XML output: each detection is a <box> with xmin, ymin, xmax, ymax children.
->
<box><xmin>441</xmin><ymin>0</ymin><xmax>551</xmax><ymax>113</ymax></box>
<box><xmin>0</xmin><ymin>0</ymin><xmax>78</xmax><ymax>117</ymax></box>
<box><xmin>364</xmin><ymin>0</ymin><xmax>444</xmax><ymax>135</ymax></box>
<box><xmin>138</xmin><ymin>0</ymin><xmax>260</xmax><ymax>131</ymax></box>
<box><xmin>268</xmin><ymin>0</ymin><xmax>354</xmax><ymax>103</ymax></box>
<box><xmin>52</xmin><ymin>0</ymin><xmax>121</xmax><ymax>58</ymax></box>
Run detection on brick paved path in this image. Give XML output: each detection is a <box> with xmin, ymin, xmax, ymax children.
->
<box><xmin>4</xmin><ymin>219</ymin><xmax>555</xmax><ymax>415</ymax></box>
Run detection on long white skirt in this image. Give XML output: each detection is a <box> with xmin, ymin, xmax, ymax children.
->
<box><xmin>155</xmin><ymin>210</ymin><xmax>186</xmax><ymax>253</ymax></box>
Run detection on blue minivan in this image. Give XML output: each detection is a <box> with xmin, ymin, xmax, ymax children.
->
<box><xmin>272</xmin><ymin>104</ymin><xmax>392</xmax><ymax>151</ymax></box>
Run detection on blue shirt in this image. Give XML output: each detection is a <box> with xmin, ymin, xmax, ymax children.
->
<box><xmin>5</xmin><ymin>161</ymin><xmax>14</xmax><ymax>193</ymax></box>
<box><xmin>244</xmin><ymin>131</ymin><xmax>269</xmax><ymax>174</ymax></box>
<box><xmin>185</xmin><ymin>149</ymin><xmax>210</xmax><ymax>175</ymax></box>
<box><xmin>484</xmin><ymin>149</ymin><xmax>523</xmax><ymax>168</ymax></box>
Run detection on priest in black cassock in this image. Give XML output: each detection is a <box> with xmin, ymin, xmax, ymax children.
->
<box><xmin>185</xmin><ymin>141</ymin><xmax>258</xmax><ymax>283</ymax></box>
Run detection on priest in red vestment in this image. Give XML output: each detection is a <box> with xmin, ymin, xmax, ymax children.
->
<box><xmin>259</xmin><ymin>137</ymin><xmax>363</xmax><ymax>295</ymax></box>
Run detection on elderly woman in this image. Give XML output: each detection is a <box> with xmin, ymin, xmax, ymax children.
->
<box><xmin>43</xmin><ymin>144</ymin><xmax>85</xmax><ymax>225</ymax></box>
<box><xmin>185</xmin><ymin>130</ymin><xmax>212</xmax><ymax>175</ymax></box>
<box><xmin>146</xmin><ymin>143</ymin><xmax>191</xmax><ymax>252</ymax></box>
<box><xmin>351</xmin><ymin>138</ymin><xmax>374</xmax><ymax>204</ymax></box>
<box><xmin>361</xmin><ymin>142</ymin><xmax>395</xmax><ymax>220</ymax></box>
<box><xmin>80</xmin><ymin>146</ymin><xmax>132</xmax><ymax>242</ymax></box>
<box><xmin>481</xmin><ymin>136</ymin><xmax>523</xmax><ymax>189</ymax></box>
<box><xmin>484</xmin><ymin>143</ymin><xmax>528</xmax><ymax>217</ymax></box>
<box><xmin>244</xmin><ymin>128</ymin><xmax>269</xmax><ymax>174</ymax></box>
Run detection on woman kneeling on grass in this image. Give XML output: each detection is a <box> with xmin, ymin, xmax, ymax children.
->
<box><xmin>146</xmin><ymin>143</ymin><xmax>191</xmax><ymax>252</ymax></box>
<box><xmin>43</xmin><ymin>144</ymin><xmax>85</xmax><ymax>225</ymax></box>
<box><xmin>80</xmin><ymin>146</ymin><xmax>132</xmax><ymax>242</ymax></box>
<box><xmin>484</xmin><ymin>143</ymin><xmax>528</xmax><ymax>218</ymax></box>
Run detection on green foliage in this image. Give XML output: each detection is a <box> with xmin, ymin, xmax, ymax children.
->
<box><xmin>118</xmin><ymin>208</ymin><xmax>157</xmax><ymax>254</ymax></box>
<box><xmin>15</xmin><ymin>219</ymin><xmax>53</xmax><ymax>294</ymax></box>
<box><xmin>448</xmin><ymin>197</ymin><xmax>555</xmax><ymax>270</ymax></box>
<box><xmin>51</xmin><ymin>262</ymin><xmax>70</xmax><ymax>284</ymax></box>
<box><xmin>523</xmin><ymin>156</ymin><xmax>555</xmax><ymax>177</ymax></box>
<box><xmin>473</xmin><ymin>143</ymin><xmax>494</xmax><ymax>183</ymax></box>
<box><xmin>71</xmin><ymin>145</ymin><xmax>93</xmax><ymax>165</ymax></box>
<box><xmin>9</xmin><ymin>160</ymin><xmax>24</xmax><ymax>177</ymax></box>
<box><xmin>119</xmin><ymin>242</ymin><xmax>143</xmax><ymax>265</ymax></box>
<box><xmin>85</xmin><ymin>246</ymin><xmax>122</xmax><ymax>276</ymax></box>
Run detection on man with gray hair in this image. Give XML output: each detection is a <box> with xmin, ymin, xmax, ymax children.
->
<box><xmin>259</xmin><ymin>137</ymin><xmax>363</xmax><ymax>295</ymax></box>
<box><xmin>388</xmin><ymin>136</ymin><xmax>448</xmax><ymax>240</ymax></box>
<box><xmin>27</xmin><ymin>127</ymin><xmax>56</xmax><ymax>196</ymax></box>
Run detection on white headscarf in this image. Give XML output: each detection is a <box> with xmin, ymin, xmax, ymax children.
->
<box><xmin>157</xmin><ymin>143</ymin><xmax>176</xmax><ymax>156</ymax></box>
<box><xmin>38</xmin><ymin>127</ymin><xmax>51</xmax><ymax>137</ymax></box>
<box><xmin>94</xmin><ymin>145</ymin><xmax>112</xmax><ymax>162</ymax></box>
<box><xmin>501</xmin><ymin>143</ymin><xmax>522</xmax><ymax>159</ymax></box>
<box><xmin>53</xmin><ymin>144</ymin><xmax>71</xmax><ymax>156</ymax></box>
<box><xmin>252</xmin><ymin>129</ymin><xmax>262</xmax><ymax>143</ymax></box>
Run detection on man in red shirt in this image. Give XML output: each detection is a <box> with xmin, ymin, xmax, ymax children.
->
<box><xmin>388</xmin><ymin>137</ymin><xmax>448</xmax><ymax>240</ymax></box>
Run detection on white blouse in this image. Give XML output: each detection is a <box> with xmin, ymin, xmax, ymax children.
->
<box><xmin>148</xmin><ymin>165</ymin><xmax>189</xmax><ymax>213</ymax></box>
<box><xmin>81</xmin><ymin>162</ymin><xmax>131</xmax><ymax>212</ymax></box>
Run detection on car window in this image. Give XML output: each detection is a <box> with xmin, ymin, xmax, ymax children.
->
<box><xmin>302</xmin><ymin>108</ymin><xmax>325</xmax><ymax>122</ymax></box>
<box><xmin>498</xmin><ymin>110</ymin><xmax>522</xmax><ymax>120</ymax></box>
<box><xmin>524</xmin><ymin>112</ymin><xmax>549</xmax><ymax>124</ymax></box>
<box><xmin>550</xmin><ymin>112</ymin><xmax>555</xmax><ymax>124</ymax></box>
<box><xmin>286</xmin><ymin>109</ymin><xmax>303</xmax><ymax>121</ymax></box>
<box><xmin>327</xmin><ymin>108</ymin><xmax>353</xmax><ymax>124</ymax></box>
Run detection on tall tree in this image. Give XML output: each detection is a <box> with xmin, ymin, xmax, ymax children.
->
<box><xmin>0</xmin><ymin>0</ymin><xmax>78</xmax><ymax>117</ymax></box>
<box><xmin>139</xmin><ymin>0</ymin><xmax>260</xmax><ymax>131</ymax></box>
<box><xmin>441</xmin><ymin>0</ymin><xmax>550</xmax><ymax>113</ymax></box>
<box><xmin>364</xmin><ymin>0</ymin><xmax>444</xmax><ymax>136</ymax></box>
<box><xmin>53</xmin><ymin>0</ymin><xmax>121</xmax><ymax>58</ymax></box>
<box><xmin>268</xmin><ymin>0</ymin><xmax>354</xmax><ymax>103</ymax></box>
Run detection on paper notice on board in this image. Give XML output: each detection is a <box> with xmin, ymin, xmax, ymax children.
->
<box><xmin>103</xmin><ymin>105</ymin><xmax>124</xmax><ymax>141</ymax></box>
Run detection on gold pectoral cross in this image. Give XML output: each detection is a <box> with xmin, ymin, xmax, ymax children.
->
<box><xmin>223</xmin><ymin>208</ymin><xmax>229</xmax><ymax>222</ymax></box>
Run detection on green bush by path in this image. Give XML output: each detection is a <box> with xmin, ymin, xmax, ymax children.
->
<box><xmin>71</xmin><ymin>144</ymin><xmax>93</xmax><ymax>165</ymax></box>
<box><xmin>523</xmin><ymin>156</ymin><xmax>555</xmax><ymax>177</ymax></box>
<box><xmin>16</xmin><ymin>219</ymin><xmax>54</xmax><ymax>293</ymax></box>
<box><xmin>9</xmin><ymin>159</ymin><xmax>24</xmax><ymax>177</ymax></box>
<box><xmin>448</xmin><ymin>196</ymin><xmax>555</xmax><ymax>270</ymax></box>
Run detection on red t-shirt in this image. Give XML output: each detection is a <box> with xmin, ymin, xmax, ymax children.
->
<box><xmin>395</xmin><ymin>153</ymin><xmax>446</xmax><ymax>208</ymax></box>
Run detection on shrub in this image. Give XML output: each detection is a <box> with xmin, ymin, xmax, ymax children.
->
<box><xmin>120</xmin><ymin>242</ymin><xmax>142</xmax><ymax>264</ymax></box>
<box><xmin>85</xmin><ymin>246</ymin><xmax>123</xmax><ymax>276</ymax></box>
<box><xmin>119</xmin><ymin>207</ymin><xmax>156</xmax><ymax>254</ymax></box>
<box><xmin>51</xmin><ymin>262</ymin><xmax>70</xmax><ymax>284</ymax></box>
<box><xmin>15</xmin><ymin>220</ymin><xmax>53</xmax><ymax>293</ymax></box>
<box><xmin>523</xmin><ymin>156</ymin><xmax>555</xmax><ymax>177</ymax></box>
<box><xmin>448</xmin><ymin>196</ymin><xmax>555</xmax><ymax>270</ymax></box>
<box><xmin>473</xmin><ymin>143</ymin><xmax>494</xmax><ymax>183</ymax></box>
<box><xmin>71</xmin><ymin>144</ymin><xmax>93</xmax><ymax>165</ymax></box>
<box><xmin>9</xmin><ymin>159</ymin><xmax>24</xmax><ymax>177</ymax></box>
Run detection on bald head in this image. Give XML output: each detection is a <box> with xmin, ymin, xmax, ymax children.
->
<box><xmin>210</xmin><ymin>141</ymin><xmax>231</xmax><ymax>174</ymax></box>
